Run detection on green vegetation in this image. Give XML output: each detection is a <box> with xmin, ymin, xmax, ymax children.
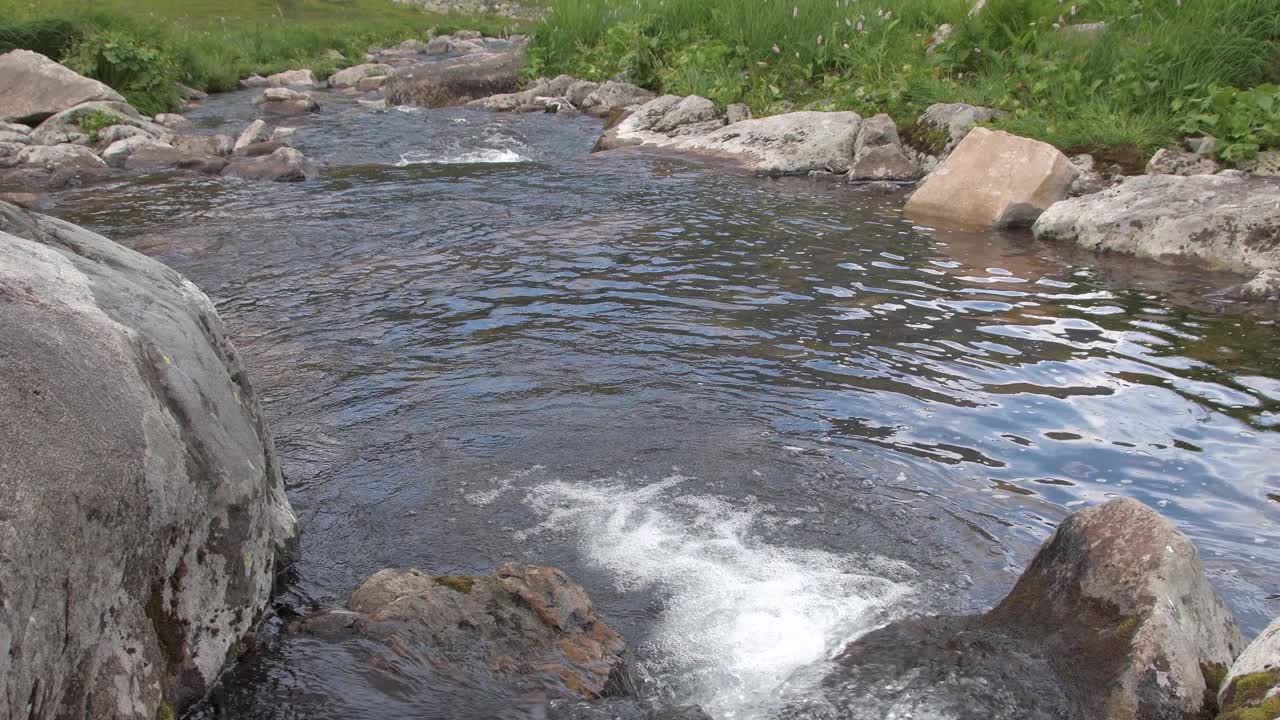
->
<box><xmin>434</xmin><ymin>575</ymin><xmax>476</xmax><ymax>594</ymax></box>
<box><xmin>1176</xmin><ymin>84</ymin><xmax>1280</xmax><ymax>164</ymax></box>
<box><xmin>0</xmin><ymin>0</ymin><xmax>532</xmax><ymax>114</ymax></box>
<box><xmin>524</xmin><ymin>0</ymin><xmax>1280</xmax><ymax>156</ymax></box>
<box><xmin>76</xmin><ymin>108</ymin><xmax>122</xmax><ymax>141</ymax></box>
<box><xmin>154</xmin><ymin>701</ymin><xmax>177</xmax><ymax>720</ymax></box>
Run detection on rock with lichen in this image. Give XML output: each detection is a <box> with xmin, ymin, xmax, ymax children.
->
<box><xmin>1217</xmin><ymin>616</ymin><xmax>1280</xmax><ymax>719</ymax></box>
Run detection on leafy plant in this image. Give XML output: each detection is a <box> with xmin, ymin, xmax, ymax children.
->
<box><xmin>63</xmin><ymin>29</ymin><xmax>181</xmax><ymax>115</ymax></box>
<box><xmin>77</xmin><ymin>108</ymin><xmax>121</xmax><ymax>141</ymax></box>
<box><xmin>1175</xmin><ymin>84</ymin><xmax>1280</xmax><ymax>163</ymax></box>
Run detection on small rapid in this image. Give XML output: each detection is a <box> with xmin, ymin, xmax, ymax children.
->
<box><xmin>45</xmin><ymin>84</ymin><xmax>1280</xmax><ymax>719</ymax></box>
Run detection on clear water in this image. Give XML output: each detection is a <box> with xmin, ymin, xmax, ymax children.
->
<box><xmin>47</xmin><ymin>88</ymin><xmax>1280</xmax><ymax>719</ymax></box>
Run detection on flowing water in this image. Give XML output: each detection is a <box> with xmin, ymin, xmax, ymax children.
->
<box><xmin>48</xmin><ymin>88</ymin><xmax>1280</xmax><ymax>719</ymax></box>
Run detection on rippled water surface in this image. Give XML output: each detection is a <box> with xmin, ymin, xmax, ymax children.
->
<box><xmin>51</xmin><ymin>89</ymin><xmax>1280</xmax><ymax>719</ymax></box>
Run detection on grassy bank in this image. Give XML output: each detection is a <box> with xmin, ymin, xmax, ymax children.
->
<box><xmin>0</xmin><ymin>0</ymin><xmax>531</xmax><ymax>114</ymax></box>
<box><xmin>524</xmin><ymin>0</ymin><xmax>1280</xmax><ymax>161</ymax></box>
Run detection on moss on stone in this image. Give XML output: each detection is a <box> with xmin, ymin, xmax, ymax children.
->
<box><xmin>1200</xmin><ymin>661</ymin><xmax>1228</xmax><ymax>719</ymax></box>
<box><xmin>1218</xmin><ymin>669</ymin><xmax>1280</xmax><ymax>720</ymax></box>
<box><xmin>1218</xmin><ymin>696</ymin><xmax>1280</xmax><ymax>720</ymax></box>
<box><xmin>434</xmin><ymin>575</ymin><xmax>475</xmax><ymax>594</ymax></box>
<box><xmin>155</xmin><ymin>701</ymin><xmax>176</xmax><ymax>720</ymax></box>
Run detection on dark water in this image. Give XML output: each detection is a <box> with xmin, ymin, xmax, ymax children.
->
<box><xmin>50</xmin><ymin>89</ymin><xmax>1280</xmax><ymax>719</ymax></box>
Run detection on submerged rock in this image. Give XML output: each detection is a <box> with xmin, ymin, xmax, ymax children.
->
<box><xmin>385</xmin><ymin>48</ymin><xmax>525</xmax><ymax>107</ymax></box>
<box><xmin>800</xmin><ymin>498</ymin><xmax>1243</xmax><ymax>720</ymax></box>
<box><xmin>0</xmin><ymin>49</ymin><xmax>126</xmax><ymax>125</ymax></box>
<box><xmin>905</xmin><ymin>127</ymin><xmax>1077</xmax><ymax>228</ymax></box>
<box><xmin>0</xmin><ymin>202</ymin><xmax>298</xmax><ymax>718</ymax></box>
<box><xmin>294</xmin><ymin>564</ymin><xmax>630</xmax><ymax>701</ymax></box>
<box><xmin>1218</xmin><ymin>615</ymin><xmax>1280</xmax><ymax>718</ymax></box>
<box><xmin>1033</xmin><ymin>173</ymin><xmax>1280</xmax><ymax>274</ymax></box>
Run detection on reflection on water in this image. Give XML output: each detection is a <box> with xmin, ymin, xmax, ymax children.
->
<box><xmin>50</xmin><ymin>89</ymin><xmax>1280</xmax><ymax>719</ymax></box>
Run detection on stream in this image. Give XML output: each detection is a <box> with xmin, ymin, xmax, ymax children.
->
<box><xmin>47</xmin><ymin>87</ymin><xmax>1280</xmax><ymax>719</ymax></box>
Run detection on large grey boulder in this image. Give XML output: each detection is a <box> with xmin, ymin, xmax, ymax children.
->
<box><xmin>293</xmin><ymin>564</ymin><xmax>629</xmax><ymax>701</ymax></box>
<box><xmin>30</xmin><ymin>101</ymin><xmax>170</xmax><ymax>146</ymax></box>
<box><xmin>595</xmin><ymin>103</ymin><xmax>863</xmax><ymax>177</ymax></box>
<box><xmin>328</xmin><ymin>63</ymin><xmax>395</xmax><ymax>90</ymax></box>
<box><xmin>1217</xmin><ymin>615</ymin><xmax>1280</xmax><ymax>717</ymax></box>
<box><xmin>385</xmin><ymin>49</ymin><xmax>525</xmax><ymax>107</ymax></box>
<box><xmin>0</xmin><ymin>203</ymin><xmax>298</xmax><ymax>719</ymax></box>
<box><xmin>798</xmin><ymin>498</ymin><xmax>1243</xmax><ymax>720</ymax></box>
<box><xmin>905</xmin><ymin>127</ymin><xmax>1077</xmax><ymax>228</ymax></box>
<box><xmin>221</xmin><ymin>147</ymin><xmax>314</xmax><ymax>182</ymax></box>
<box><xmin>0</xmin><ymin>50</ymin><xmax>126</xmax><ymax>125</ymax></box>
<box><xmin>16</xmin><ymin>143</ymin><xmax>106</xmax><ymax>170</ymax></box>
<box><xmin>1033</xmin><ymin>173</ymin><xmax>1280</xmax><ymax>274</ymax></box>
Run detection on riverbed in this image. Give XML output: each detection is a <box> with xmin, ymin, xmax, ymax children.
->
<box><xmin>48</xmin><ymin>88</ymin><xmax>1280</xmax><ymax>719</ymax></box>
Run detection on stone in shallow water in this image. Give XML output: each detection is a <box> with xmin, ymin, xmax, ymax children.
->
<box><xmin>293</xmin><ymin>563</ymin><xmax>630</xmax><ymax>701</ymax></box>
<box><xmin>791</xmin><ymin>498</ymin><xmax>1243</xmax><ymax>720</ymax></box>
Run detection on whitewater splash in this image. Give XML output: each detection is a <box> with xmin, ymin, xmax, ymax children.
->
<box><xmin>395</xmin><ymin>148</ymin><xmax>529</xmax><ymax>166</ymax></box>
<box><xmin>471</xmin><ymin>471</ymin><xmax>915</xmax><ymax>720</ymax></box>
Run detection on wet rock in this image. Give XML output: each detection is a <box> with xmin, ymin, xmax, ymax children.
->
<box><xmin>580</xmin><ymin>81</ymin><xmax>657</xmax><ymax>117</ymax></box>
<box><xmin>221</xmin><ymin>147</ymin><xmax>314</xmax><ymax>182</ymax></box>
<box><xmin>356</xmin><ymin>75</ymin><xmax>388</xmax><ymax>92</ymax></box>
<box><xmin>31</xmin><ymin>101</ymin><xmax>170</xmax><ymax>146</ymax></box>
<box><xmin>385</xmin><ymin>49</ymin><xmax>525</xmax><ymax>107</ymax></box>
<box><xmin>233</xmin><ymin>140</ymin><xmax>288</xmax><ymax>158</ymax></box>
<box><xmin>0</xmin><ymin>191</ymin><xmax>46</xmax><ymax>209</ymax></box>
<box><xmin>153</xmin><ymin>112</ymin><xmax>192</xmax><ymax>129</ymax></box>
<box><xmin>905</xmin><ymin>127</ymin><xmax>1077</xmax><ymax>228</ymax></box>
<box><xmin>0</xmin><ymin>202</ymin><xmax>298</xmax><ymax>719</ymax></box>
<box><xmin>328</xmin><ymin>63</ymin><xmax>395</xmax><ymax>89</ymax></box>
<box><xmin>804</xmin><ymin>498</ymin><xmax>1243</xmax><ymax>720</ymax></box>
<box><xmin>294</xmin><ymin>564</ymin><xmax>629</xmax><ymax>701</ymax></box>
<box><xmin>726</xmin><ymin>103</ymin><xmax>752</xmax><ymax>125</ymax></box>
<box><xmin>1033</xmin><ymin>173</ymin><xmax>1280</xmax><ymax>274</ymax></box>
<box><xmin>0</xmin><ymin>49</ymin><xmax>127</xmax><ymax>125</ymax></box>
<box><xmin>254</xmin><ymin>87</ymin><xmax>319</xmax><ymax>115</ymax></box>
<box><xmin>1218</xmin><ymin>615</ymin><xmax>1280</xmax><ymax>716</ymax></box>
<box><xmin>172</xmin><ymin>133</ymin><xmax>234</xmax><ymax>158</ymax></box>
<box><xmin>16</xmin><ymin>143</ymin><xmax>107</xmax><ymax>170</ymax></box>
<box><xmin>1146</xmin><ymin>148</ymin><xmax>1219</xmax><ymax>176</ymax></box>
<box><xmin>266</xmin><ymin>68</ymin><xmax>316</xmax><ymax>87</ymax></box>
<box><xmin>101</xmin><ymin>136</ymin><xmax>172</xmax><ymax>168</ymax></box>
<box><xmin>234</xmin><ymin>119</ymin><xmax>270</xmax><ymax>152</ymax></box>
<box><xmin>1235</xmin><ymin>269</ymin><xmax>1280</xmax><ymax>300</ymax></box>
<box><xmin>850</xmin><ymin>113</ymin><xmax>919</xmax><ymax>181</ymax></box>
<box><xmin>123</xmin><ymin>146</ymin><xmax>228</xmax><ymax>175</ymax></box>
<box><xmin>549</xmin><ymin>698</ymin><xmax>714</xmax><ymax>720</ymax></box>
<box><xmin>918</xmin><ymin>102</ymin><xmax>1000</xmax><ymax>153</ymax></box>
<box><xmin>269</xmin><ymin>127</ymin><xmax>296</xmax><ymax>144</ymax></box>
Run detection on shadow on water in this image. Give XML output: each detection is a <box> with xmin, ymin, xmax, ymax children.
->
<box><xmin>47</xmin><ymin>88</ymin><xmax>1280</xmax><ymax>719</ymax></box>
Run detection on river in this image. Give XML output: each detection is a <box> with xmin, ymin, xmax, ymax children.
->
<box><xmin>48</xmin><ymin>87</ymin><xmax>1280</xmax><ymax>719</ymax></box>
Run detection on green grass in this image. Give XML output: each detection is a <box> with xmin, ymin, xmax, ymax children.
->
<box><xmin>0</xmin><ymin>0</ymin><xmax>534</xmax><ymax>114</ymax></box>
<box><xmin>523</xmin><ymin>0</ymin><xmax>1280</xmax><ymax>156</ymax></box>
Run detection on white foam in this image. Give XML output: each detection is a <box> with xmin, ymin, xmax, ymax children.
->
<box><xmin>492</xmin><ymin>472</ymin><xmax>915</xmax><ymax>719</ymax></box>
<box><xmin>395</xmin><ymin>148</ymin><xmax>529</xmax><ymax>166</ymax></box>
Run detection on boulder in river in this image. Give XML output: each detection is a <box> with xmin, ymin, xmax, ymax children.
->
<box><xmin>1217</xmin><ymin>615</ymin><xmax>1280</xmax><ymax>718</ymax></box>
<box><xmin>266</xmin><ymin>68</ymin><xmax>316</xmax><ymax>87</ymax></box>
<box><xmin>595</xmin><ymin>95</ymin><xmax>726</xmax><ymax>150</ymax></box>
<box><xmin>328</xmin><ymin>63</ymin><xmax>395</xmax><ymax>90</ymax></box>
<box><xmin>172</xmin><ymin>133</ymin><xmax>234</xmax><ymax>158</ymax></box>
<box><xmin>796</xmin><ymin>498</ymin><xmax>1243</xmax><ymax>720</ymax></box>
<box><xmin>293</xmin><ymin>564</ymin><xmax>630</xmax><ymax>700</ymax></box>
<box><xmin>254</xmin><ymin>88</ymin><xmax>320</xmax><ymax>115</ymax></box>
<box><xmin>221</xmin><ymin>146</ymin><xmax>315</xmax><ymax>181</ymax></box>
<box><xmin>234</xmin><ymin>118</ymin><xmax>270</xmax><ymax>152</ymax></box>
<box><xmin>0</xmin><ymin>202</ymin><xmax>298</xmax><ymax>719</ymax></box>
<box><xmin>904</xmin><ymin>127</ymin><xmax>1078</xmax><ymax>228</ymax></box>
<box><xmin>385</xmin><ymin>49</ymin><xmax>525</xmax><ymax>107</ymax></box>
<box><xmin>30</xmin><ymin>100</ymin><xmax>171</xmax><ymax>146</ymax></box>
<box><xmin>101</xmin><ymin>135</ymin><xmax>173</xmax><ymax>168</ymax></box>
<box><xmin>1032</xmin><ymin>173</ymin><xmax>1280</xmax><ymax>275</ymax></box>
<box><xmin>123</xmin><ymin>145</ymin><xmax>229</xmax><ymax>175</ymax></box>
<box><xmin>0</xmin><ymin>49</ymin><xmax>127</xmax><ymax>125</ymax></box>
<box><xmin>16</xmin><ymin>143</ymin><xmax>107</xmax><ymax>170</ymax></box>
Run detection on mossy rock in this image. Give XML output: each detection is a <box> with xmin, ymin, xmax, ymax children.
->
<box><xmin>155</xmin><ymin>701</ymin><xmax>177</xmax><ymax>720</ymax></box>
<box><xmin>434</xmin><ymin>575</ymin><xmax>475</xmax><ymax>594</ymax></box>
<box><xmin>899</xmin><ymin>120</ymin><xmax>949</xmax><ymax>157</ymax></box>
<box><xmin>1218</xmin><ymin>668</ymin><xmax>1280</xmax><ymax>720</ymax></box>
